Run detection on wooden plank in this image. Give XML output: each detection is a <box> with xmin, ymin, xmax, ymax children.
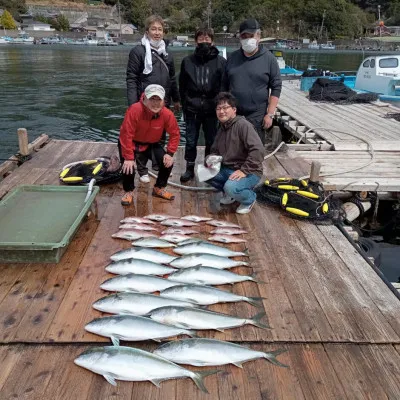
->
<box><xmin>288</xmin><ymin>344</ymin><xmax>348</xmax><ymax>400</ymax></box>
<box><xmin>359</xmin><ymin>345</ymin><xmax>400</xmax><ymax>398</ymax></box>
<box><xmin>0</xmin><ymin>345</ymin><xmax>23</xmax><ymax>392</ymax></box>
<box><xmin>0</xmin><ymin>263</ymin><xmax>28</xmax><ymax>304</ymax></box>
<box><xmin>334</xmin><ymin>141</ymin><xmax>400</xmax><ymax>152</ymax></box>
<box><xmin>324</xmin><ymin>344</ymin><xmax>392</xmax><ymax>399</ymax></box>
<box><xmin>297</xmin><ymin>222</ymin><xmax>399</xmax><ymax>343</ymax></box>
<box><xmin>0</xmin><ymin>263</ymin><xmax>52</xmax><ymax>342</ymax></box>
<box><xmin>318</xmin><ymin>225</ymin><xmax>400</xmax><ymax>337</ymax></box>
<box><xmin>46</xmin><ymin>195</ymin><xmax>125</xmax><ymax>342</ymax></box>
<box><xmin>42</xmin><ymin>346</ymin><xmax>95</xmax><ymax>400</ymax></box>
<box><xmin>13</xmin><ymin>215</ymin><xmax>99</xmax><ymax>342</ymax></box>
<box><xmin>251</xmin><ymin>343</ymin><xmax>306</xmax><ymax>399</ymax></box>
<box><xmin>320</xmin><ymin>179</ymin><xmax>400</xmax><ymax>192</ymax></box>
<box><xmin>0</xmin><ymin>167</ymin><xmax>48</xmax><ymax>200</ymax></box>
<box><xmin>0</xmin><ymin>345</ymin><xmax>60</xmax><ymax>400</ymax></box>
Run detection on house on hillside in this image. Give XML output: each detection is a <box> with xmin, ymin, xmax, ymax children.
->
<box><xmin>25</xmin><ymin>21</ymin><xmax>55</xmax><ymax>31</ymax></box>
<box><xmin>106</xmin><ymin>24</ymin><xmax>137</xmax><ymax>36</ymax></box>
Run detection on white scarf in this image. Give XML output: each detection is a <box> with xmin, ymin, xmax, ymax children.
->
<box><xmin>141</xmin><ymin>35</ymin><xmax>167</xmax><ymax>75</ymax></box>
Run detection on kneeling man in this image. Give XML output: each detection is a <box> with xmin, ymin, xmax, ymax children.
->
<box><xmin>118</xmin><ymin>84</ymin><xmax>180</xmax><ymax>205</ymax></box>
<box><xmin>206</xmin><ymin>92</ymin><xmax>264</xmax><ymax>214</ymax></box>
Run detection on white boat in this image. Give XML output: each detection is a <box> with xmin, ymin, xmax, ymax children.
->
<box><xmin>0</xmin><ymin>37</ymin><xmax>8</xmax><ymax>44</ymax></box>
<box><xmin>9</xmin><ymin>32</ymin><xmax>35</xmax><ymax>45</ymax></box>
<box><xmin>308</xmin><ymin>41</ymin><xmax>320</xmax><ymax>50</ymax></box>
<box><xmin>354</xmin><ymin>55</ymin><xmax>400</xmax><ymax>101</ymax></box>
<box><xmin>83</xmin><ymin>35</ymin><xmax>98</xmax><ymax>45</ymax></box>
<box><xmin>320</xmin><ymin>41</ymin><xmax>336</xmax><ymax>50</ymax></box>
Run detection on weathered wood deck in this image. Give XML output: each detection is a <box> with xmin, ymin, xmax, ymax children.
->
<box><xmin>277</xmin><ymin>80</ymin><xmax>400</xmax><ymax>192</ymax></box>
<box><xmin>1</xmin><ymin>139</ymin><xmax>400</xmax><ymax>399</ymax></box>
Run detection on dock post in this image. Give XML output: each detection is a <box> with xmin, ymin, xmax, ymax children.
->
<box><xmin>271</xmin><ymin>126</ymin><xmax>282</xmax><ymax>147</ymax></box>
<box><xmin>17</xmin><ymin>128</ymin><xmax>29</xmax><ymax>156</ymax></box>
<box><xmin>309</xmin><ymin>161</ymin><xmax>321</xmax><ymax>182</ymax></box>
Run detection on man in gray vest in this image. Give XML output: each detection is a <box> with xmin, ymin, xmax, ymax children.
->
<box><xmin>222</xmin><ymin>18</ymin><xmax>282</xmax><ymax>144</ymax></box>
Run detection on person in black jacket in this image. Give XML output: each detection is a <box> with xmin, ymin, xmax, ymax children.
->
<box><xmin>126</xmin><ymin>15</ymin><xmax>180</xmax><ymax>182</ymax></box>
<box><xmin>222</xmin><ymin>19</ymin><xmax>282</xmax><ymax>145</ymax></box>
<box><xmin>179</xmin><ymin>28</ymin><xmax>226</xmax><ymax>182</ymax></box>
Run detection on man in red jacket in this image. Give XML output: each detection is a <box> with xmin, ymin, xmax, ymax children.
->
<box><xmin>118</xmin><ymin>84</ymin><xmax>180</xmax><ymax>205</ymax></box>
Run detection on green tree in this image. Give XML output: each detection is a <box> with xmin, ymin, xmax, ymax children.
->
<box><xmin>54</xmin><ymin>14</ymin><xmax>70</xmax><ymax>31</ymax></box>
<box><xmin>0</xmin><ymin>0</ymin><xmax>26</xmax><ymax>19</ymax></box>
<box><xmin>0</xmin><ymin>9</ymin><xmax>17</xmax><ymax>29</ymax></box>
<box><xmin>121</xmin><ymin>0</ymin><xmax>151</xmax><ymax>29</ymax></box>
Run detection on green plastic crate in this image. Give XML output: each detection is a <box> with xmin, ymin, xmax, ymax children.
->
<box><xmin>0</xmin><ymin>185</ymin><xmax>99</xmax><ymax>263</ymax></box>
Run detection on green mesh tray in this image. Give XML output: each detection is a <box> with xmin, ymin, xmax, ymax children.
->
<box><xmin>0</xmin><ymin>185</ymin><xmax>99</xmax><ymax>263</ymax></box>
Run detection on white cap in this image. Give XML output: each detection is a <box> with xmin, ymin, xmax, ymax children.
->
<box><xmin>144</xmin><ymin>84</ymin><xmax>165</xmax><ymax>100</ymax></box>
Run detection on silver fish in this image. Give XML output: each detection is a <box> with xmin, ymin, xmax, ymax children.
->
<box><xmin>144</xmin><ymin>214</ymin><xmax>177</xmax><ymax>222</ymax></box>
<box><xmin>132</xmin><ymin>238</ymin><xmax>176</xmax><ymax>248</ymax></box>
<box><xmin>210</xmin><ymin>228</ymin><xmax>248</xmax><ymax>235</ymax></box>
<box><xmin>119</xmin><ymin>223</ymin><xmax>158</xmax><ymax>231</ymax></box>
<box><xmin>161</xmin><ymin>228</ymin><xmax>199</xmax><ymax>235</ymax></box>
<box><xmin>160</xmin><ymin>234</ymin><xmax>196</xmax><ymax>244</ymax></box>
<box><xmin>110</xmin><ymin>248</ymin><xmax>177</xmax><ymax>264</ymax></box>
<box><xmin>105</xmin><ymin>259</ymin><xmax>176</xmax><ymax>276</ymax></box>
<box><xmin>149</xmin><ymin>306</ymin><xmax>269</xmax><ymax>331</ymax></box>
<box><xmin>208</xmin><ymin>235</ymin><xmax>247</xmax><ymax>244</ymax></box>
<box><xmin>160</xmin><ymin>284</ymin><xmax>264</xmax><ymax>307</ymax></box>
<box><xmin>206</xmin><ymin>219</ymin><xmax>242</xmax><ymax>228</ymax></box>
<box><xmin>100</xmin><ymin>274</ymin><xmax>182</xmax><ymax>293</ymax></box>
<box><xmin>112</xmin><ymin>230</ymin><xmax>158</xmax><ymax>241</ymax></box>
<box><xmin>161</xmin><ymin>219</ymin><xmax>199</xmax><ymax>227</ymax></box>
<box><xmin>177</xmin><ymin>238</ymin><xmax>206</xmax><ymax>246</ymax></box>
<box><xmin>167</xmin><ymin>266</ymin><xmax>257</xmax><ymax>285</ymax></box>
<box><xmin>85</xmin><ymin>315</ymin><xmax>197</xmax><ymax>345</ymax></box>
<box><xmin>174</xmin><ymin>242</ymin><xmax>248</xmax><ymax>257</ymax></box>
<box><xmin>120</xmin><ymin>217</ymin><xmax>155</xmax><ymax>225</ymax></box>
<box><xmin>74</xmin><ymin>346</ymin><xmax>218</xmax><ymax>392</ymax></box>
<box><xmin>154</xmin><ymin>339</ymin><xmax>288</xmax><ymax>368</ymax></box>
<box><xmin>92</xmin><ymin>292</ymin><xmax>198</xmax><ymax>316</ymax></box>
<box><xmin>181</xmin><ymin>215</ymin><xmax>212</xmax><ymax>222</ymax></box>
<box><xmin>169</xmin><ymin>253</ymin><xmax>249</xmax><ymax>269</ymax></box>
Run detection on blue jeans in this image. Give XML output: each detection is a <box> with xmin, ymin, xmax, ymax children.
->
<box><xmin>207</xmin><ymin>166</ymin><xmax>260</xmax><ymax>206</ymax></box>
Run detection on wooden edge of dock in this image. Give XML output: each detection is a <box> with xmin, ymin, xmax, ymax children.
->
<box><xmin>0</xmin><ymin>132</ymin><xmax>50</xmax><ymax>181</ymax></box>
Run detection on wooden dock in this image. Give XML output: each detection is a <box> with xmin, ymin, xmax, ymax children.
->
<box><xmin>277</xmin><ymin>80</ymin><xmax>400</xmax><ymax>192</ymax></box>
<box><xmin>0</xmin><ymin>139</ymin><xmax>400</xmax><ymax>399</ymax></box>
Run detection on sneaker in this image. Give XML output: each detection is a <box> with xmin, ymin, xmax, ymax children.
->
<box><xmin>152</xmin><ymin>187</ymin><xmax>175</xmax><ymax>201</ymax></box>
<box><xmin>180</xmin><ymin>168</ymin><xmax>195</xmax><ymax>183</ymax></box>
<box><xmin>121</xmin><ymin>192</ymin><xmax>134</xmax><ymax>206</ymax></box>
<box><xmin>236</xmin><ymin>200</ymin><xmax>256</xmax><ymax>214</ymax></box>
<box><xmin>220</xmin><ymin>194</ymin><xmax>235</xmax><ymax>205</ymax></box>
<box><xmin>139</xmin><ymin>174</ymin><xmax>150</xmax><ymax>183</ymax></box>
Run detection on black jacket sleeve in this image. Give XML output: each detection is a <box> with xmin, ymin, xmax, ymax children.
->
<box><xmin>220</xmin><ymin>57</ymin><xmax>230</xmax><ymax>92</ymax></box>
<box><xmin>167</xmin><ymin>54</ymin><xmax>180</xmax><ymax>103</ymax></box>
<box><xmin>179</xmin><ymin>58</ymin><xmax>187</xmax><ymax>109</ymax></box>
<box><xmin>269</xmin><ymin>56</ymin><xmax>282</xmax><ymax>98</ymax></box>
<box><xmin>126</xmin><ymin>46</ymin><xmax>144</xmax><ymax>106</ymax></box>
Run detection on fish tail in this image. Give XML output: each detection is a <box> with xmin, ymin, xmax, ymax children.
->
<box><xmin>249</xmin><ymin>311</ymin><xmax>271</xmax><ymax>329</ymax></box>
<box><xmin>187</xmin><ymin>330</ymin><xmax>199</xmax><ymax>338</ymax></box>
<box><xmin>246</xmin><ymin>296</ymin><xmax>266</xmax><ymax>307</ymax></box>
<box><xmin>191</xmin><ymin>370</ymin><xmax>220</xmax><ymax>393</ymax></box>
<box><xmin>250</xmin><ymin>272</ymin><xmax>266</xmax><ymax>284</ymax></box>
<box><xmin>238</xmin><ymin>261</ymin><xmax>250</xmax><ymax>267</ymax></box>
<box><xmin>263</xmin><ymin>349</ymin><xmax>289</xmax><ymax>368</ymax></box>
<box><xmin>243</xmin><ymin>248</ymin><xmax>250</xmax><ymax>257</ymax></box>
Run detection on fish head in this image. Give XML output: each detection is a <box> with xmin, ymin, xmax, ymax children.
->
<box><xmin>93</xmin><ymin>294</ymin><xmax>122</xmax><ymax>311</ymax></box>
<box><xmin>74</xmin><ymin>347</ymin><xmax>110</xmax><ymax>370</ymax></box>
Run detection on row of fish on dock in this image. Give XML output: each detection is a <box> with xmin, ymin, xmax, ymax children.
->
<box><xmin>74</xmin><ymin>213</ymin><xmax>288</xmax><ymax>393</ymax></box>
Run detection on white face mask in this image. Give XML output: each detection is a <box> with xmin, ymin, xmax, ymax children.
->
<box><xmin>241</xmin><ymin>38</ymin><xmax>258</xmax><ymax>54</ymax></box>
<box><xmin>150</xmin><ymin>38</ymin><xmax>162</xmax><ymax>48</ymax></box>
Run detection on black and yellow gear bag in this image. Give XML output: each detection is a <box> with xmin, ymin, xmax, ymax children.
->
<box><xmin>59</xmin><ymin>156</ymin><xmax>121</xmax><ymax>185</ymax></box>
<box><xmin>255</xmin><ymin>177</ymin><xmax>331</xmax><ymax>220</ymax></box>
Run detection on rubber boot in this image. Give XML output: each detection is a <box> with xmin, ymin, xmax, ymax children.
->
<box><xmin>180</xmin><ymin>163</ymin><xmax>195</xmax><ymax>183</ymax></box>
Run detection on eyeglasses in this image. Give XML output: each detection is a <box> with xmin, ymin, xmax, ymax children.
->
<box><xmin>216</xmin><ymin>105</ymin><xmax>232</xmax><ymax>112</ymax></box>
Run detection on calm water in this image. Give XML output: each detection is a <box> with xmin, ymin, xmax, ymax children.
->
<box><xmin>0</xmin><ymin>45</ymin><xmax>385</xmax><ymax>160</ymax></box>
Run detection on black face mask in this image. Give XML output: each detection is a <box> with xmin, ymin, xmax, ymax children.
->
<box><xmin>196</xmin><ymin>42</ymin><xmax>212</xmax><ymax>56</ymax></box>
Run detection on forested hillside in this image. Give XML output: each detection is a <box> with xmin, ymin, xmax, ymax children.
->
<box><xmin>2</xmin><ymin>0</ymin><xmax>400</xmax><ymax>38</ymax></box>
